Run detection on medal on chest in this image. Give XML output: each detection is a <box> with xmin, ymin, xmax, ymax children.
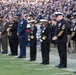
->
<box><xmin>31</xmin><ymin>27</ymin><xmax>34</xmax><ymax>33</ymax></box>
<box><xmin>58</xmin><ymin>23</ymin><xmax>61</xmax><ymax>27</ymax></box>
<box><xmin>20</xmin><ymin>21</ymin><xmax>23</xmax><ymax>27</ymax></box>
<box><xmin>42</xmin><ymin>27</ymin><xmax>46</xmax><ymax>33</ymax></box>
<box><xmin>58</xmin><ymin>23</ymin><xmax>61</xmax><ymax>30</ymax></box>
<box><xmin>42</xmin><ymin>30</ymin><xmax>44</xmax><ymax>33</ymax></box>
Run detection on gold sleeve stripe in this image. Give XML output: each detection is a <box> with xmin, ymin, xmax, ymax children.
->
<box><xmin>74</xmin><ymin>26</ymin><xmax>76</xmax><ymax>30</ymax></box>
<box><xmin>31</xmin><ymin>35</ymin><xmax>34</xmax><ymax>39</ymax></box>
<box><xmin>9</xmin><ymin>24</ymin><xmax>13</xmax><ymax>26</ymax></box>
<box><xmin>57</xmin><ymin>31</ymin><xmax>64</xmax><ymax>37</ymax></box>
<box><xmin>62</xmin><ymin>25</ymin><xmax>65</xmax><ymax>30</ymax></box>
<box><xmin>71</xmin><ymin>32</ymin><xmax>75</xmax><ymax>37</ymax></box>
<box><xmin>42</xmin><ymin>36</ymin><xmax>47</xmax><ymax>40</ymax></box>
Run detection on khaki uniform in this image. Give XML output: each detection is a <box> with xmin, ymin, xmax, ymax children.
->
<box><xmin>1</xmin><ymin>21</ymin><xmax>9</xmax><ymax>53</ymax></box>
<box><xmin>0</xmin><ymin>20</ymin><xmax>2</xmax><ymax>52</ymax></box>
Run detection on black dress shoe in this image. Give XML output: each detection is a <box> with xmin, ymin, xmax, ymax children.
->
<box><xmin>17</xmin><ymin>56</ymin><xmax>26</xmax><ymax>58</ymax></box>
<box><xmin>58</xmin><ymin>66</ymin><xmax>66</xmax><ymax>68</ymax></box>
<box><xmin>29</xmin><ymin>59</ymin><xmax>35</xmax><ymax>61</ymax></box>
<box><xmin>73</xmin><ymin>71</ymin><xmax>76</xmax><ymax>73</ymax></box>
<box><xmin>40</xmin><ymin>62</ymin><xmax>49</xmax><ymax>65</ymax></box>
<box><xmin>55</xmin><ymin>64</ymin><xmax>61</xmax><ymax>67</ymax></box>
<box><xmin>29</xmin><ymin>59</ymin><xmax>33</xmax><ymax>61</ymax></box>
<box><xmin>40</xmin><ymin>62</ymin><xmax>44</xmax><ymax>64</ymax></box>
<box><xmin>43</xmin><ymin>63</ymin><xmax>49</xmax><ymax>65</ymax></box>
<box><xmin>17</xmin><ymin>56</ymin><xmax>23</xmax><ymax>58</ymax></box>
<box><xmin>12</xmin><ymin>54</ymin><xmax>17</xmax><ymax>56</ymax></box>
<box><xmin>2</xmin><ymin>52</ymin><xmax>7</xmax><ymax>54</ymax></box>
<box><xmin>9</xmin><ymin>54</ymin><xmax>13</xmax><ymax>56</ymax></box>
<box><xmin>22</xmin><ymin>56</ymin><xmax>26</xmax><ymax>58</ymax></box>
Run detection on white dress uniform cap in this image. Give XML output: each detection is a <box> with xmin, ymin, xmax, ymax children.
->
<box><xmin>40</xmin><ymin>19</ymin><xmax>47</xmax><ymax>22</ymax></box>
<box><xmin>28</xmin><ymin>20</ymin><xmax>36</xmax><ymax>23</ymax></box>
<box><xmin>54</xmin><ymin>12</ymin><xmax>63</xmax><ymax>15</ymax></box>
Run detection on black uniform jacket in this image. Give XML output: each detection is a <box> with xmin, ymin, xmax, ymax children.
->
<box><xmin>40</xmin><ymin>25</ymin><xmax>51</xmax><ymax>42</ymax></box>
<box><xmin>55</xmin><ymin>19</ymin><xmax>68</xmax><ymax>43</ymax></box>
<box><xmin>9</xmin><ymin>21</ymin><xmax>18</xmax><ymax>39</ymax></box>
<box><xmin>28</xmin><ymin>26</ymin><xmax>37</xmax><ymax>40</ymax></box>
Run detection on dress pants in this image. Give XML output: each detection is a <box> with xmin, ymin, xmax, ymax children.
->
<box><xmin>19</xmin><ymin>38</ymin><xmax>26</xmax><ymax>57</ymax></box>
<box><xmin>57</xmin><ymin>43</ymin><xmax>67</xmax><ymax>67</ymax></box>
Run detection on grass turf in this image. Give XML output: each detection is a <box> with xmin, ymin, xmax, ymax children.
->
<box><xmin>0</xmin><ymin>54</ymin><xmax>76</xmax><ymax>75</ymax></box>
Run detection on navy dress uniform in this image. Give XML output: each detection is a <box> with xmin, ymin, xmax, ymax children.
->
<box><xmin>17</xmin><ymin>13</ymin><xmax>27</xmax><ymax>58</ymax></box>
<box><xmin>53</xmin><ymin>12</ymin><xmax>68</xmax><ymax>68</ymax></box>
<box><xmin>39</xmin><ymin>19</ymin><xmax>51</xmax><ymax>65</ymax></box>
<box><xmin>28</xmin><ymin>20</ymin><xmax>37</xmax><ymax>61</ymax></box>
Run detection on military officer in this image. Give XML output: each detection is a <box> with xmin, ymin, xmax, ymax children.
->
<box><xmin>17</xmin><ymin>13</ymin><xmax>27</xmax><ymax>58</ymax></box>
<box><xmin>0</xmin><ymin>15</ymin><xmax>3</xmax><ymax>52</ymax></box>
<box><xmin>7</xmin><ymin>16</ymin><xmax>18</xmax><ymax>56</ymax></box>
<box><xmin>71</xmin><ymin>20</ymin><xmax>76</xmax><ymax>53</ymax></box>
<box><xmin>39</xmin><ymin>19</ymin><xmax>51</xmax><ymax>65</ymax></box>
<box><xmin>28</xmin><ymin>20</ymin><xmax>37</xmax><ymax>61</ymax></box>
<box><xmin>53</xmin><ymin>12</ymin><xmax>68</xmax><ymax>68</ymax></box>
<box><xmin>1</xmin><ymin>15</ymin><xmax>9</xmax><ymax>54</ymax></box>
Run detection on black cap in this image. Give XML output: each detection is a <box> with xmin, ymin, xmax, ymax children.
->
<box><xmin>67</xmin><ymin>14</ymin><xmax>71</xmax><ymax>19</ymax></box>
<box><xmin>16</xmin><ymin>12</ymin><xmax>22</xmax><ymax>17</ymax></box>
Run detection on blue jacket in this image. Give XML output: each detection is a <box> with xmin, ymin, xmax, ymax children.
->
<box><xmin>17</xmin><ymin>18</ymin><xmax>27</xmax><ymax>39</ymax></box>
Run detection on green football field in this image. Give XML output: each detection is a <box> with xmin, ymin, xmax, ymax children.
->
<box><xmin>0</xmin><ymin>50</ymin><xmax>76</xmax><ymax>75</ymax></box>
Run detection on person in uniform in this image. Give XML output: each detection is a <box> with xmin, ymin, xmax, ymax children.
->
<box><xmin>28</xmin><ymin>20</ymin><xmax>37</xmax><ymax>61</ymax></box>
<box><xmin>39</xmin><ymin>19</ymin><xmax>51</xmax><ymax>65</ymax></box>
<box><xmin>17</xmin><ymin>13</ymin><xmax>27</xmax><ymax>58</ymax></box>
<box><xmin>53</xmin><ymin>12</ymin><xmax>68</xmax><ymax>68</ymax></box>
<box><xmin>71</xmin><ymin>18</ymin><xmax>76</xmax><ymax>53</ymax></box>
<box><xmin>0</xmin><ymin>15</ymin><xmax>3</xmax><ymax>52</ymax></box>
<box><xmin>66</xmin><ymin>14</ymin><xmax>73</xmax><ymax>53</ymax></box>
<box><xmin>1</xmin><ymin>15</ymin><xmax>9</xmax><ymax>54</ymax></box>
<box><xmin>50</xmin><ymin>19</ymin><xmax>57</xmax><ymax>48</ymax></box>
<box><xmin>7</xmin><ymin>16</ymin><xmax>18</xmax><ymax>56</ymax></box>
<box><xmin>7</xmin><ymin>20</ymin><xmax>14</xmax><ymax>55</ymax></box>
